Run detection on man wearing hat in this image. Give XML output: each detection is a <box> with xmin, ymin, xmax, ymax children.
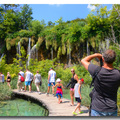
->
<box><xmin>46</xmin><ymin>68</ymin><xmax>56</xmax><ymax>96</ymax></box>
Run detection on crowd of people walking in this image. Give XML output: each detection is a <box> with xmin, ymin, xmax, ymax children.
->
<box><xmin>0</xmin><ymin>49</ymin><xmax>120</xmax><ymax>116</ymax></box>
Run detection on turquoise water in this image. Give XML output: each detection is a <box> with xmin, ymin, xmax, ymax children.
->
<box><xmin>0</xmin><ymin>98</ymin><xmax>48</xmax><ymax>116</ymax></box>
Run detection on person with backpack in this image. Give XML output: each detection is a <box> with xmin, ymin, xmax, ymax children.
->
<box><xmin>19</xmin><ymin>70</ymin><xmax>24</xmax><ymax>90</ymax></box>
<box><xmin>81</xmin><ymin>49</ymin><xmax>120</xmax><ymax>116</ymax></box>
<box><xmin>17</xmin><ymin>73</ymin><xmax>24</xmax><ymax>92</ymax></box>
<box><xmin>19</xmin><ymin>70</ymin><xmax>24</xmax><ymax>78</ymax></box>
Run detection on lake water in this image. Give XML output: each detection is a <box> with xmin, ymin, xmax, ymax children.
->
<box><xmin>0</xmin><ymin>98</ymin><xmax>48</xmax><ymax>116</ymax></box>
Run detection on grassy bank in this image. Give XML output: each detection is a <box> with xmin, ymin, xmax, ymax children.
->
<box><xmin>0</xmin><ymin>83</ymin><xmax>12</xmax><ymax>101</ymax></box>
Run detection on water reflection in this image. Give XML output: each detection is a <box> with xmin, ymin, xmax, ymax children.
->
<box><xmin>0</xmin><ymin>98</ymin><xmax>48</xmax><ymax>116</ymax></box>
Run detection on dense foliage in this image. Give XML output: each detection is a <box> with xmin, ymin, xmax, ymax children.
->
<box><xmin>0</xmin><ymin>4</ymin><xmax>120</xmax><ymax>65</ymax></box>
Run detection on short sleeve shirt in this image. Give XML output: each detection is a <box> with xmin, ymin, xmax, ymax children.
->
<box><xmin>19</xmin><ymin>71</ymin><xmax>24</xmax><ymax>77</ymax></box>
<box><xmin>88</xmin><ymin>64</ymin><xmax>120</xmax><ymax>112</ymax></box>
<box><xmin>35</xmin><ymin>74</ymin><xmax>41</xmax><ymax>83</ymax></box>
<box><xmin>48</xmin><ymin>70</ymin><xmax>56</xmax><ymax>83</ymax></box>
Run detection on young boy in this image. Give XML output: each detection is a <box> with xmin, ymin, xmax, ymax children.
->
<box><xmin>72</xmin><ymin>78</ymin><xmax>84</xmax><ymax>115</ymax></box>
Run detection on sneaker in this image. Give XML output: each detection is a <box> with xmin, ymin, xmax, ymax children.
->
<box><xmin>78</xmin><ymin>111</ymin><xmax>84</xmax><ymax>114</ymax></box>
<box><xmin>38</xmin><ymin>92</ymin><xmax>41</xmax><ymax>95</ymax></box>
<box><xmin>46</xmin><ymin>93</ymin><xmax>49</xmax><ymax>96</ymax></box>
<box><xmin>72</xmin><ymin>112</ymin><xmax>77</xmax><ymax>115</ymax></box>
<box><xmin>52</xmin><ymin>94</ymin><xmax>55</xmax><ymax>97</ymax></box>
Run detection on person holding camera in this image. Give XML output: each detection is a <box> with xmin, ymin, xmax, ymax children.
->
<box><xmin>81</xmin><ymin>49</ymin><xmax>120</xmax><ymax>116</ymax></box>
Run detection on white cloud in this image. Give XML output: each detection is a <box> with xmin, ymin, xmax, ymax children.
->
<box><xmin>87</xmin><ymin>4</ymin><xmax>96</xmax><ymax>11</ymax></box>
<box><xmin>49</xmin><ymin>4</ymin><xmax>61</xmax><ymax>7</ymax></box>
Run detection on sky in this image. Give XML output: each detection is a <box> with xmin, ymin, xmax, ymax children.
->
<box><xmin>26</xmin><ymin>4</ymin><xmax>113</xmax><ymax>25</ymax></box>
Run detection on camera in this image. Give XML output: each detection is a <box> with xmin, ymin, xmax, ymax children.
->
<box><xmin>100</xmin><ymin>58</ymin><xmax>103</xmax><ymax>67</ymax></box>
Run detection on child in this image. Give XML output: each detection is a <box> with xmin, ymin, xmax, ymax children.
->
<box><xmin>54</xmin><ymin>78</ymin><xmax>64</xmax><ymax>104</ymax></box>
<box><xmin>72</xmin><ymin>78</ymin><xmax>84</xmax><ymax>115</ymax></box>
<box><xmin>17</xmin><ymin>73</ymin><xmax>23</xmax><ymax>92</ymax></box>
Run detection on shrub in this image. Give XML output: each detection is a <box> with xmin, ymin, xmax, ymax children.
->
<box><xmin>0</xmin><ymin>83</ymin><xmax>12</xmax><ymax>100</ymax></box>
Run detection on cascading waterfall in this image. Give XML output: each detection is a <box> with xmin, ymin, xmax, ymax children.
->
<box><xmin>87</xmin><ymin>41</ymin><xmax>90</xmax><ymax>56</ymax></box>
<box><xmin>99</xmin><ymin>39</ymin><xmax>110</xmax><ymax>54</ymax></box>
<box><xmin>27</xmin><ymin>38</ymin><xmax>31</xmax><ymax>66</ymax></box>
<box><xmin>36</xmin><ymin>48</ymin><xmax>38</xmax><ymax>60</ymax></box>
<box><xmin>17</xmin><ymin>42</ymin><xmax>21</xmax><ymax>60</ymax></box>
<box><xmin>106</xmin><ymin>38</ymin><xmax>110</xmax><ymax>49</ymax></box>
<box><xmin>0</xmin><ymin>53</ymin><xmax>4</xmax><ymax>62</ymax></box>
<box><xmin>30</xmin><ymin>44</ymin><xmax>38</xmax><ymax>60</ymax></box>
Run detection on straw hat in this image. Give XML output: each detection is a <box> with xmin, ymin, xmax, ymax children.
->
<box><xmin>56</xmin><ymin>78</ymin><xmax>61</xmax><ymax>83</ymax></box>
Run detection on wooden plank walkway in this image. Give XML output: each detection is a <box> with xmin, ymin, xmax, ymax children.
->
<box><xmin>12</xmin><ymin>89</ymin><xmax>89</xmax><ymax>116</ymax></box>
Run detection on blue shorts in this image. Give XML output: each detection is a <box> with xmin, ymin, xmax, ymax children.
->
<box><xmin>91</xmin><ymin>109</ymin><xmax>117</xmax><ymax>116</ymax></box>
<box><xmin>48</xmin><ymin>82</ymin><xmax>55</xmax><ymax>87</ymax></box>
<box><xmin>75</xmin><ymin>97</ymin><xmax>81</xmax><ymax>103</ymax></box>
<box><xmin>25</xmin><ymin>81</ymin><xmax>31</xmax><ymax>86</ymax></box>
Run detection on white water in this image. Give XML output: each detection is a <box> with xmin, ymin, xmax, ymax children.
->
<box><xmin>30</xmin><ymin>44</ymin><xmax>38</xmax><ymax>60</ymax></box>
<box><xmin>0</xmin><ymin>53</ymin><xmax>4</xmax><ymax>62</ymax></box>
<box><xmin>27</xmin><ymin>38</ymin><xmax>31</xmax><ymax>66</ymax></box>
<box><xmin>17</xmin><ymin>42</ymin><xmax>21</xmax><ymax>60</ymax></box>
<box><xmin>106</xmin><ymin>38</ymin><xmax>110</xmax><ymax>49</ymax></box>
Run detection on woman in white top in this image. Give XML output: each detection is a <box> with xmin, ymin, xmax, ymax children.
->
<box><xmin>34</xmin><ymin>70</ymin><xmax>42</xmax><ymax>95</ymax></box>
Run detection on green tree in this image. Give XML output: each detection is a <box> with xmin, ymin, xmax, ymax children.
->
<box><xmin>19</xmin><ymin>4</ymin><xmax>33</xmax><ymax>29</ymax></box>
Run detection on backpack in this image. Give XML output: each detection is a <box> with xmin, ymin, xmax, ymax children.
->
<box><xmin>21</xmin><ymin>76</ymin><xmax>25</xmax><ymax>82</ymax></box>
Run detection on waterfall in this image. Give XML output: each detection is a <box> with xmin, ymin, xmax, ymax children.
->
<box><xmin>51</xmin><ymin>47</ymin><xmax>53</xmax><ymax>60</ymax></box>
<box><xmin>87</xmin><ymin>41</ymin><xmax>90</xmax><ymax>56</ymax></box>
<box><xmin>36</xmin><ymin>48</ymin><xmax>38</xmax><ymax>60</ymax></box>
<box><xmin>106</xmin><ymin>38</ymin><xmax>110</xmax><ymax>49</ymax></box>
<box><xmin>27</xmin><ymin>38</ymin><xmax>31</xmax><ymax>66</ymax></box>
<box><xmin>30</xmin><ymin>44</ymin><xmax>38</xmax><ymax>60</ymax></box>
<box><xmin>17</xmin><ymin>42</ymin><xmax>21</xmax><ymax>60</ymax></box>
<box><xmin>0</xmin><ymin>53</ymin><xmax>4</xmax><ymax>62</ymax></box>
<box><xmin>68</xmin><ymin>44</ymin><xmax>71</xmax><ymax>67</ymax></box>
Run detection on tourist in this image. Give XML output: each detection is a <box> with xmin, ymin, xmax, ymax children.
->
<box><xmin>54</xmin><ymin>78</ymin><xmax>64</xmax><ymax>104</ymax></box>
<box><xmin>0</xmin><ymin>72</ymin><xmax>4</xmax><ymax>83</ymax></box>
<box><xmin>1</xmin><ymin>72</ymin><xmax>4</xmax><ymax>83</ymax></box>
<box><xmin>17</xmin><ymin>73</ymin><xmax>23</xmax><ymax>92</ymax></box>
<box><xmin>6</xmin><ymin>72</ymin><xmax>11</xmax><ymax>88</ymax></box>
<box><xmin>72</xmin><ymin>78</ymin><xmax>84</xmax><ymax>115</ymax></box>
<box><xmin>46</xmin><ymin>68</ymin><xmax>56</xmax><ymax>96</ymax></box>
<box><xmin>24</xmin><ymin>69</ymin><xmax>32</xmax><ymax>92</ymax></box>
<box><xmin>81</xmin><ymin>49</ymin><xmax>120</xmax><ymax>116</ymax></box>
<box><xmin>19</xmin><ymin>70</ymin><xmax>24</xmax><ymax>90</ymax></box>
<box><xmin>66</xmin><ymin>68</ymin><xmax>78</xmax><ymax>106</ymax></box>
<box><xmin>34</xmin><ymin>70</ymin><xmax>42</xmax><ymax>95</ymax></box>
<box><xmin>19</xmin><ymin>69</ymin><xmax>24</xmax><ymax>77</ymax></box>
<box><xmin>30</xmin><ymin>72</ymin><xmax>34</xmax><ymax>91</ymax></box>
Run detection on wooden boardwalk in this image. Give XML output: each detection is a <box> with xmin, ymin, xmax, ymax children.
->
<box><xmin>12</xmin><ymin>89</ymin><xmax>89</xmax><ymax>116</ymax></box>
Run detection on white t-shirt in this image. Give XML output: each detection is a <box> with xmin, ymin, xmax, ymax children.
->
<box><xmin>48</xmin><ymin>70</ymin><xmax>56</xmax><ymax>83</ymax></box>
<box><xmin>19</xmin><ymin>71</ymin><xmax>24</xmax><ymax>77</ymax></box>
<box><xmin>25</xmin><ymin>71</ymin><xmax>31</xmax><ymax>81</ymax></box>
